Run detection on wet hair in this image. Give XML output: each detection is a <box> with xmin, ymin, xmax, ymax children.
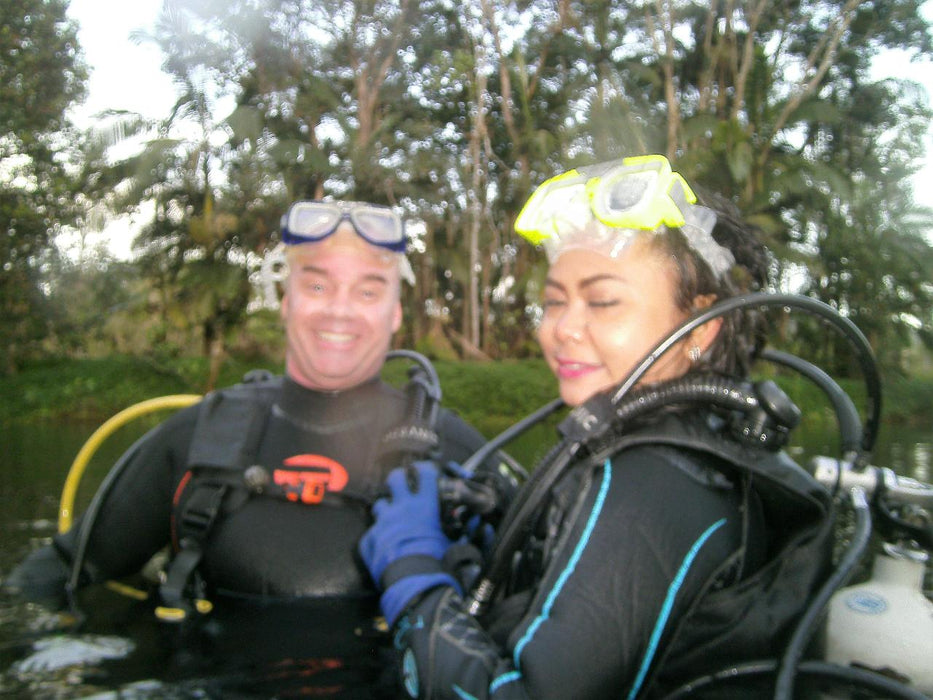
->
<box><xmin>648</xmin><ymin>188</ymin><xmax>770</xmax><ymax>378</ymax></box>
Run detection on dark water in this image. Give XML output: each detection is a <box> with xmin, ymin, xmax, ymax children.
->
<box><xmin>0</xmin><ymin>415</ymin><xmax>930</xmax><ymax>698</ymax></box>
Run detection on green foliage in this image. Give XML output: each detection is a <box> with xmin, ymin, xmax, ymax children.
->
<box><xmin>434</xmin><ymin>359</ymin><xmax>559</xmax><ymax>436</ymax></box>
<box><xmin>4</xmin><ymin>357</ymin><xmax>929</xmax><ymax>476</ymax></box>
<box><xmin>5</xmin><ymin>0</ymin><xmax>933</xmax><ymax>383</ymax></box>
<box><xmin>0</xmin><ymin>356</ymin><xmax>190</xmax><ymax>422</ymax></box>
<box><xmin>881</xmin><ymin>374</ymin><xmax>933</xmax><ymax>424</ymax></box>
<box><xmin>0</xmin><ymin>355</ymin><xmax>282</xmax><ymax>423</ymax></box>
<box><xmin>0</xmin><ymin>0</ymin><xmax>86</xmax><ymax>137</ymax></box>
<box><xmin>0</xmin><ymin>356</ymin><xmax>562</xmax><ymax>429</ymax></box>
<box><xmin>0</xmin><ymin>0</ymin><xmax>87</xmax><ymax>374</ymax></box>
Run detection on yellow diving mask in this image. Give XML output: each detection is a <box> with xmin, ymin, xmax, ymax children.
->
<box><xmin>514</xmin><ymin>154</ymin><xmax>734</xmax><ymax>276</ymax></box>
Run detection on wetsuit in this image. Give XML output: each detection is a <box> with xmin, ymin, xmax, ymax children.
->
<box><xmin>390</xmin><ymin>409</ymin><xmax>833</xmax><ymax>699</ymax></box>
<box><xmin>13</xmin><ymin>372</ymin><xmax>502</xmax><ymax>695</ymax></box>
<box><xmin>53</xmin><ymin>373</ymin><xmax>495</xmax><ymax>602</ymax></box>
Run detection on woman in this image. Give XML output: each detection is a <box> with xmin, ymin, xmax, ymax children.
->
<box><xmin>360</xmin><ymin>156</ymin><xmax>833</xmax><ymax>699</ymax></box>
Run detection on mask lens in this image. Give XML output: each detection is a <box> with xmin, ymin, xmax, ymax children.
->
<box><xmin>603</xmin><ymin>171</ymin><xmax>655</xmax><ymax>213</ymax></box>
<box><xmin>282</xmin><ymin>201</ymin><xmax>405</xmax><ymax>251</ymax></box>
<box><xmin>352</xmin><ymin>207</ymin><xmax>405</xmax><ymax>250</ymax></box>
<box><xmin>591</xmin><ymin>168</ymin><xmax>660</xmax><ymax>228</ymax></box>
<box><xmin>285</xmin><ymin>203</ymin><xmax>341</xmax><ymax>242</ymax></box>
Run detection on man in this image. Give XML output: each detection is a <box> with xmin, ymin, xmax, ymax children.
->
<box><xmin>5</xmin><ymin>200</ymin><xmax>508</xmax><ymax>692</ymax></box>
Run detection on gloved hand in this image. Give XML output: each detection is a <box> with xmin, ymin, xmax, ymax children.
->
<box><xmin>3</xmin><ymin>545</ymin><xmax>71</xmax><ymax>610</ymax></box>
<box><xmin>360</xmin><ymin>461</ymin><xmax>460</xmax><ymax>625</ymax></box>
<box><xmin>464</xmin><ymin>514</ymin><xmax>496</xmax><ymax>555</ymax></box>
<box><xmin>445</xmin><ymin>459</ymin><xmax>496</xmax><ymax>550</ymax></box>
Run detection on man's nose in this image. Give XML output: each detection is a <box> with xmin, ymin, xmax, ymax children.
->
<box><xmin>326</xmin><ymin>286</ymin><xmax>357</xmax><ymax>316</ymax></box>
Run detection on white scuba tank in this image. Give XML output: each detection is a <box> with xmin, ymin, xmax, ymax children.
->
<box><xmin>824</xmin><ymin>543</ymin><xmax>933</xmax><ymax>694</ymax></box>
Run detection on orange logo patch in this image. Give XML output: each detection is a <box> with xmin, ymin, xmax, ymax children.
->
<box><xmin>274</xmin><ymin>454</ymin><xmax>349</xmax><ymax>504</ymax></box>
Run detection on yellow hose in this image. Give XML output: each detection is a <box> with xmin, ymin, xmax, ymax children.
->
<box><xmin>58</xmin><ymin>394</ymin><xmax>202</xmax><ymax>533</ymax></box>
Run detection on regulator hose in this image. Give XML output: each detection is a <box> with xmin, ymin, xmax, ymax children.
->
<box><xmin>466</xmin><ymin>374</ymin><xmax>786</xmax><ymax>615</ymax></box>
<box><xmin>458</xmin><ymin>397</ymin><xmax>564</xmax><ymax>478</ymax></box>
<box><xmin>772</xmin><ymin>485</ymin><xmax>873</xmax><ymax>700</ymax></box>
<box><xmin>760</xmin><ymin>349</ymin><xmax>863</xmax><ymax>458</ymax></box>
<box><xmin>612</xmin><ymin>293</ymin><xmax>881</xmax><ymax>457</ymax></box>
<box><xmin>387</xmin><ymin>349</ymin><xmax>441</xmax><ymax>432</ymax></box>
<box><xmin>375</xmin><ymin>350</ymin><xmax>445</xmax><ymax>477</ymax></box>
<box><xmin>663</xmin><ymin>659</ymin><xmax>929</xmax><ymax>700</ymax></box>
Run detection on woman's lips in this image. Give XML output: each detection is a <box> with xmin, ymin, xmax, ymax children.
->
<box><xmin>555</xmin><ymin>358</ymin><xmax>600</xmax><ymax>379</ymax></box>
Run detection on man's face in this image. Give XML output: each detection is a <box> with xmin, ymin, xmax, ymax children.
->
<box><xmin>280</xmin><ymin>224</ymin><xmax>403</xmax><ymax>391</ymax></box>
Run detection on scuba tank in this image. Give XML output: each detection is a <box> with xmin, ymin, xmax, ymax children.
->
<box><xmin>824</xmin><ymin>543</ymin><xmax>933</xmax><ymax>694</ymax></box>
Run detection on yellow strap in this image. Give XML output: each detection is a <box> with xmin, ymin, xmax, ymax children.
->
<box><xmin>58</xmin><ymin>394</ymin><xmax>202</xmax><ymax>533</ymax></box>
<box><xmin>154</xmin><ymin>599</ymin><xmax>212</xmax><ymax>623</ymax></box>
<box><xmin>154</xmin><ymin>606</ymin><xmax>188</xmax><ymax>623</ymax></box>
<box><xmin>104</xmin><ymin>580</ymin><xmax>150</xmax><ymax>600</ymax></box>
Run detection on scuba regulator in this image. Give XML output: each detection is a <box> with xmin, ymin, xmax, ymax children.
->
<box><xmin>456</xmin><ymin>292</ymin><xmax>933</xmax><ymax>700</ymax></box>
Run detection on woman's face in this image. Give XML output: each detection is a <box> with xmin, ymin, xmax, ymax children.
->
<box><xmin>537</xmin><ymin>238</ymin><xmax>696</xmax><ymax>407</ymax></box>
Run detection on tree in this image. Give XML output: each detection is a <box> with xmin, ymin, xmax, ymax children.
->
<box><xmin>52</xmin><ymin>0</ymin><xmax>933</xmax><ymax>380</ymax></box>
<box><xmin>522</xmin><ymin>0</ymin><xmax>933</xmax><ymax>374</ymax></box>
<box><xmin>0</xmin><ymin>0</ymin><xmax>87</xmax><ymax>373</ymax></box>
<box><xmin>99</xmin><ymin>3</ymin><xmax>276</xmax><ymax>388</ymax></box>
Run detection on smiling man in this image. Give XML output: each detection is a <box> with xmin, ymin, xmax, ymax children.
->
<box><xmin>5</xmin><ymin>200</ymin><xmax>507</xmax><ymax>692</ymax></box>
<box><xmin>281</xmin><ymin>214</ymin><xmax>405</xmax><ymax>392</ymax></box>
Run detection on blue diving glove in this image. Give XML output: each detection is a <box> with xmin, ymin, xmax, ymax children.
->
<box><xmin>360</xmin><ymin>461</ymin><xmax>460</xmax><ymax>625</ymax></box>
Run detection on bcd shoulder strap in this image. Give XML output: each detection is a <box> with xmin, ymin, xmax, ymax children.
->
<box><xmin>187</xmin><ymin>369</ymin><xmax>281</xmax><ymax>471</ymax></box>
<box><xmin>159</xmin><ymin>372</ymin><xmax>280</xmax><ymax>619</ymax></box>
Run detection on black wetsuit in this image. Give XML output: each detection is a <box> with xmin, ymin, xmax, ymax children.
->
<box><xmin>390</xmin><ymin>410</ymin><xmax>833</xmax><ymax>699</ymax></box>
<box><xmin>55</xmin><ymin>374</ymin><xmax>492</xmax><ymax>601</ymax></box>
<box><xmin>33</xmin><ymin>373</ymin><xmax>499</xmax><ymax>695</ymax></box>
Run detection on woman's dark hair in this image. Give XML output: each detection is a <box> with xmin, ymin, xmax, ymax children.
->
<box><xmin>650</xmin><ymin>188</ymin><xmax>771</xmax><ymax>378</ymax></box>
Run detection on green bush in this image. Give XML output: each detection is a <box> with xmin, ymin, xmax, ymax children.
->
<box><xmin>3</xmin><ymin>355</ymin><xmax>928</xmax><ymax>439</ymax></box>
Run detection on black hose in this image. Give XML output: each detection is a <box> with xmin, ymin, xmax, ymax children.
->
<box><xmin>613</xmin><ymin>374</ymin><xmax>758</xmax><ymax>425</ymax></box>
<box><xmin>66</xmin><ymin>432</ymin><xmax>151</xmax><ymax>610</ymax></box>
<box><xmin>663</xmin><ymin>659</ymin><xmax>930</xmax><ymax>700</ymax></box>
<box><xmin>761</xmin><ymin>348</ymin><xmax>862</xmax><ymax>457</ymax></box>
<box><xmin>469</xmin><ymin>375</ymin><xmax>776</xmax><ymax>614</ymax></box>
<box><xmin>661</xmin><ymin>660</ymin><xmax>778</xmax><ymax>699</ymax></box>
<box><xmin>773</xmin><ymin>486</ymin><xmax>874</xmax><ymax>700</ymax></box>
<box><xmin>795</xmin><ymin>661</ymin><xmax>932</xmax><ymax>700</ymax></box>
<box><xmin>387</xmin><ymin>349</ymin><xmax>442</xmax><ymax>429</ymax></box>
<box><xmin>610</xmin><ymin>293</ymin><xmax>881</xmax><ymax>454</ymax></box>
<box><xmin>459</xmin><ymin>397</ymin><xmax>564</xmax><ymax>478</ymax></box>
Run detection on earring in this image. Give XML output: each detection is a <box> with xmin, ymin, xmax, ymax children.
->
<box><xmin>689</xmin><ymin>345</ymin><xmax>702</xmax><ymax>363</ymax></box>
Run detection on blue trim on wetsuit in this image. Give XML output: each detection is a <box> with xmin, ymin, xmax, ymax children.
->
<box><xmin>626</xmin><ymin>517</ymin><xmax>727</xmax><ymax>699</ymax></box>
<box><xmin>490</xmin><ymin>671</ymin><xmax>521</xmax><ymax>694</ymax></box>
<box><xmin>511</xmin><ymin>460</ymin><xmax>614</xmax><ymax>673</ymax></box>
<box><xmin>453</xmin><ymin>684</ymin><xmax>478</xmax><ymax>700</ymax></box>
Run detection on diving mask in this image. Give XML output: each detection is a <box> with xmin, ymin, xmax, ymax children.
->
<box><xmin>514</xmin><ymin>155</ymin><xmax>734</xmax><ymax>276</ymax></box>
<box><xmin>281</xmin><ymin>200</ymin><xmax>407</xmax><ymax>253</ymax></box>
